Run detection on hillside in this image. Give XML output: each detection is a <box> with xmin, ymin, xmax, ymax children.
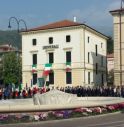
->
<box><xmin>0</xmin><ymin>30</ymin><xmax>21</xmax><ymax>49</ymax></box>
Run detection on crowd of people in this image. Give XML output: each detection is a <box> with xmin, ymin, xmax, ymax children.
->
<box><xmin>0</xmin><ymin>85</ymin><xmax>124</xmax><ymax>100</ymax></box>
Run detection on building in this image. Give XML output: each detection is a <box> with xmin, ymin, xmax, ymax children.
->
<box><xmin>0</xmin><ymin>44</ymin><xmax>21</xmax><ymax>64</ymax></box>
<box><xmin>107</xmin><ymin>53</ymin><xmax>114</xmax><ymax>72</ymax></box>
<box><xmin>110</xmin><ymin>8</ymin><xmax>124</xmax><ymax>86</ymax></box>
<box><xmin>21</xmin><ymin>20</ymin><xmax>108</xmax><ymax>88</ymax></box>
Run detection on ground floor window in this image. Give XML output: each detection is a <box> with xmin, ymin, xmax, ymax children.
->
<box><xmin>66</xmin><ymin>72</ymin><xmax>72</xmax><ymax>84</ymax></box>
<box><xmin>88</xmin><ymin>72</ymin><xmax>90</xmax><ymax>84</ymax></box>
<box><xmin>49</xmin><ymin>72</ymin><xmax>54</xmax><ymax>84</ymax></box>
<box><xmin>33</xmin><ymin>73</ymin><xmax>37</xmax><ymax>85</ymax></box>
<box><xmin>101</xmin><ymin>73</ymin><xmax>104</xmax><ymax>85</ymax></box>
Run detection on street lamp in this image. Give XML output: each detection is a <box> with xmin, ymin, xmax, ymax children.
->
<box><xmin>18</xmin><ymin>19</ymin><xmax>27</xmax><ymax>31</ymax></box>
<box><xmin>8</xmin><ymin>17</ymin><xmax>19</xmax><ymax>32</ymax></box>
<box><xmin>8</xmin><ymin>16</ymin><xmax>27</xmax><ymax>32</ymax></box>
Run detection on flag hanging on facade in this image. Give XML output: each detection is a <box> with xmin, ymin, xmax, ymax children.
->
<box><xmin>66</xmin><ymin>62</ymin><xmax>71</xmax><ymax>72</ymax></box>
<box><xmin>43</xmin><ymin>63</ymin><xmax>52</xmax><ymax>77</ymax></box>
<box><xmin>32</xmin><ymin>64</ymin><xmax>37</xmax><ymax>73</ymax></box>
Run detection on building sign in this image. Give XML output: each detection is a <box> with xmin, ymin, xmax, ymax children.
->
<box><xmin>43</xmin><ymin>45</ymin><xmax>59</xmax><ymax>50</ymax></box>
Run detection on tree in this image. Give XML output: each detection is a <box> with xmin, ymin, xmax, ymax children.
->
<box><xmin>107</xmin><ymin>69</ymin><xmax>114</xmax><ymax>86</ymax></box>
<box><xmin>107</xmin><ymin>37</ymin><xmax>113</xmax><ymax>54</ymax></box>
<box><xmin>2</xmin><ymin>52</ymin><xmax>22</xmax><ymax>86</ymax></box>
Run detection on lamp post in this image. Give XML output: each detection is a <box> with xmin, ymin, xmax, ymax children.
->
<box><xmin>8</xmin><ymin>17</ymin><xmax>27</xmax><ymax>32</ymax></box>
<box><xmin>8</xmin><ymin>17</ymin><xmax>27</xmax><ymax>86</ymax></box>
<box><xmin>18</xmin><ymin>19</ymin><xmax>27</xmax><ymax>31</ymax></box>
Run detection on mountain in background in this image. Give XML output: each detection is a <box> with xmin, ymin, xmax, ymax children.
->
<box><xmin>0</xmin><ymin>30</ymin><xmax>21</xmax><ymax>49</ymax></box>
<box><xmin>0</xmin><ymin>28</ymin><xmax>113</xmax><ymax>53</ymax></box>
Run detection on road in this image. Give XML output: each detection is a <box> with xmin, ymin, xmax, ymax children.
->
<box><xmin>0</xmin><ymin>112</ymin><xmax>124</xmax><ymax>127</ymax></box>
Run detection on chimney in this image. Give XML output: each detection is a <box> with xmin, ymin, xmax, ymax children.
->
<box><xmin>73</xmin><ymin>16</ymin><xmax>77</xmax><ymax>22</ymax></box>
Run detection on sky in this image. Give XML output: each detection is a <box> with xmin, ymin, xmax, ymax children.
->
<box><xmin>0</xmin><ymin>0</ymin><xmax>122</xmax><ymax>35</ymax></box>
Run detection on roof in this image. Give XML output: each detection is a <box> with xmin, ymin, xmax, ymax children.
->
<box><xmin>22</xmin><ymin>19</ymin><xmax>109</xmax><ymax>39</ymax></box>
<box><xmin>107</xmin><ymin>53</ymin><xmax>114</xmax><ymax>58</ymax></box>
<box><xmin>110</xmin><ymin>8</ymin><xmax>124</xmax><ymax>13</ymax></box>
<box><xmin>27</xmin><ymin>20</ymin><xmax>81</xmax><ymax>31</ymax></box>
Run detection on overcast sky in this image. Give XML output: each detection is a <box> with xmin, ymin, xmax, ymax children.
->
<box><xmin>0</xmin><ymin>0</ymin><xmax>122</xmax><ymax>34</ymax></box>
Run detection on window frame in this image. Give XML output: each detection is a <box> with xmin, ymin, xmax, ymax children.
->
<box><xmin>33</xmin><ymin>73</ymin><xmax>37</xmax><ymax>85</ymax></box>
<box><xmin>96</xmin><ymin>63</ymin><xmax>98</xmax><ymax>74</ymax></box>
<box><xmin>66</xmin><ymin>71</ymin><xmax>72</xmax><ymax>84</ymax></box>
<box><xmin>49</xmin><ymin>52</ymin><xmax>54</xmax><ymax>63</ymax></box>
<box><xmin>88</xmin><ymin>36</ymin><xmax>90</xmax><ymax>43</ymax></box>
<box><xmin>88</xmin><ymin>72</ymin><xmax>90</xmax><ymax>84</ymax></box>
<box><xmin>33</xmin><ymin>54</ymin><xmax>37</xmax><ymax>65</ymax></box>
<box><xmin>66</xmin><ymin>51</ymin><xmax>71</xmax><ymax>63</ymax></box>
<box><xmin>66</xmin><ymin>35</ymin><xmax>71</xmax><ymax>42</ymax></box>
<box><xmin>49</xmin><ymin>37</ymin><xmax>53</xmax><ymax>44</ymax></box>
<box><xmin>95</xmin><ymin>44</ymin><xmax>98</xmax><ymax>56</ymax></box>
<box><xmin>88</xmin><ymin>52</ymin><xmax>90</xmax><ymax>63</ymax></box>
<box><xmin>49</xmin><ymin>72</ymin><xmax>54</xmax><ymax>84</ymax></box>
<box><xmin>32</xmin><ymin>39</ymin><xmax>37</xmax><ymax>46</ymax></box>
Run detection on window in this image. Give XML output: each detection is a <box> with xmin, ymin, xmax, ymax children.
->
<box><xmin>32</xmin><ymin>39</ymin><xmax>37</xmax><ymax>46</ymax></box>
<box><xmin>66</xmin><ymin>51</ymin><xmax>71</xmax><ymax>63</ymax></box>
<box><xmin>33</xmin><ymin>54</ymin><xmax>37</xmax><ymax>65</ymax></box>
<box><xmin>95</xmin><ymin>45</ymin><xmax>98</xmax><ymax>56</ymax></box>
<box><xmin>88</xmin><ymin>72</ymin><xmax>90</xmax><ymax>84</ymax></box>
<box><xmin>96</xmin><ymin>63</ymin><xmax>98</xmax><ymax>74</ymax></box>
<box><xmin>101</xmin><ymin>56</ymin><xmax>103</xmax><ymax>66</ymax></box>
<box><xmin>88</xmin><ymin>36</ymin><xmax>90</xmax><ymax>43</ymax></box>
<box><xmin>49</xmin><ymin>52</ymin><xmax>54</xmax><ymax>63</ymax></box>
<box><xmin>88</xmin><ymin>52</ymin><xmax>90</xmax><ymax>63</ymax></box>
<box><xmin>66</xmin><ymin>72</ymin><xmax>72</xmax><ymax>84</ymax></box>
<box><xmin>66</xmin><ymin>35</ymin><xmax>71</xmax><ymax>42</ymax></box>
<box><xmin>49</xmin><ymin>37</ymin><xmax>53</xmax><ymax>44</ymax></box>
<box><xmin>49</xmin><ymin>72</ymin><xmax>54</xmax><ymax>84</ymax></box>
<box><xmin>101</xmin><ymin>73</ymin><xmax>104</xmax><ymax>85</ymax></box>
<box><xmin>101</xmin><ymin>43</ymin><xmax>103</xmax><ymax>48</ymax></box>
<box><xmin>33</xmin><ymin>73</ymin><xmax>37</xmax><ymax>85</ymax></box>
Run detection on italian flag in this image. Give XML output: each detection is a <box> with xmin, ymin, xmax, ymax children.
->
<box><xmin>43</xmin><ymin>63</ymin><xmax>52</xmax><ymax>76</ymax></box>
<box><xmin>32</xmin><ymin>64</ymin><xmax>37</xmax><ymax>73</ymax></box>
<box><xmin>66</xmin><ymin>62</ymin><xmax>71</xmax><ymax>72</ymax></box>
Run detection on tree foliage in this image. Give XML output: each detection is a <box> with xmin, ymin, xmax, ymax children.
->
<box><xmin>107</xmin><ymin>37</ymin><xmax>113</xmax><ymax>54</ymax></box>
<box><xmin>2</xmin><ymin>52</ymin><xmax>22</xmax><ymax>86</ymax></box>
<box><xmin>107</xmin><ymin>69</ymin><xmax>114</xmax><ymax>86</ymax></box>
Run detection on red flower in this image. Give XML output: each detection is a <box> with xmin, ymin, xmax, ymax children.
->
<box><xmin>118</xmin><ymin>102</ymin><xmax>124</xmax><ymax>108</ymax></box>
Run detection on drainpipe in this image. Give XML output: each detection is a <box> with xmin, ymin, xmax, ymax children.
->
<box><xmin>83</xmin><ymin>25</ymin><xmax>86</xmax><ymax>86</ymax></box>
<box><xmin>119</xmin><ymin>5</ymin><xmax>122</xmax><ymax>87</ymax></box>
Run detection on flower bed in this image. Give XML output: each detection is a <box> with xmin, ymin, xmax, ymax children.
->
<box><xmin>0</xmin><ymin>102</ymin><xmax>124</xmax><ymax>124</ymax></box>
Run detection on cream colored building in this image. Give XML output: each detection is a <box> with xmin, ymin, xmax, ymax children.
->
<box><xmin>110</xmin><ymin>9</ymin><xmax>124</xmax><ymax>86</ymax></box>
<box><xmin>21</xmin><ymin>20</ymin><xmax>108</xmax><ymax>88</ymax></box>
<box><xmin>107</xmin><ymin>54</ymin><xmax>114</xmax><ymax>72</ymax></box>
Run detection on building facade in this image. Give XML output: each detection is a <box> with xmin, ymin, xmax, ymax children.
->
<box><xmin>107</xmin><ymin>53</ymin><xmax>114</xmax><ymax>72</ymax></box>
<box><xmin>21</xmin><ymin>20</ymin><xmax>108</xmax><ymax>88</ymax></box>
<box><xmin>110</xmin><ymin>9</ymin><xmax>124</xmax><ymax>86</ymax></box>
